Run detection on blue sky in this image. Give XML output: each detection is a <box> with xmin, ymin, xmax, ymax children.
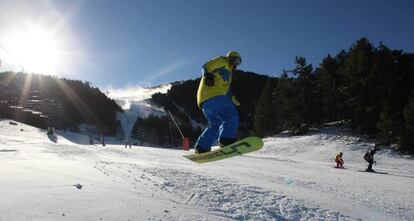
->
<box><xmin>0</xmin><ymin>0</ymin><xmax>414</xmax><ymax>89</ymax></box>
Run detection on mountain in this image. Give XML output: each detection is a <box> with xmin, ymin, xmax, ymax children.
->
<box><xmin>0</xmin><ymin>72</ymin><xmax>122</xmax><ymax>135</ymax></box>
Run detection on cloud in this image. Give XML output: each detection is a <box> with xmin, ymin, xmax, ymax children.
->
<box><xmin>104</xmin><ymin>57</ymin><xmax>195</xmax><ymax>111</ymax></box>
<box><xmin>106</xmin><ymin>84</ymin><xmax>171</xmax><ymax>110</ymax></box>
<box><xmin>143</xmin><ymin>58</ymin><xmax>194</xmax><ymax>84</ymax></box>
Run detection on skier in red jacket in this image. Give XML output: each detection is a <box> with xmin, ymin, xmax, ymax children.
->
<box><xmin>335</xmin><ymin>152</ymin><xmax>344</xmax><ymax>168</ymax></box>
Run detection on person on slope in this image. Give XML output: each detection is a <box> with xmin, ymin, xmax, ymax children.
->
<box><xmin>194</xmin><ymin>51</ymin><xmax>242</xmax><ymax>154</ymax></box>
<box><xmin>335</xmin><ymin>152</ymin><xmax>344</xmax><ymax>168</ymax></box>
<box><xmin>125</xmin><ymin>136</ymin><xmax>132</xmax><ymax>149</ymax></box>
<box><xmin>364</xmin><ymin>145</ymin><xmax>379</xmax><ymax>172</ymax></box>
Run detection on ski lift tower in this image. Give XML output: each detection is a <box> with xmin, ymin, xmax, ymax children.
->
<box><xmin>167</xmin><ymin>110</ymin><xmax>190</xmax><ymax>151</ymax></box>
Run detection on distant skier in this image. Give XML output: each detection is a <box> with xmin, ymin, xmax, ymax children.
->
<box><xmin>194</xmin><ymin>51</ymin><xmax>242</xmax><ymax>153</ymax></box>
<box><xmin>47</xmin><ymin>127</ymin><xmax>54</xmax><ymax>136</ymax></box>
<box><xmin>335</xmin><ymin>152</ymin><xmax>344</xmax><ymax>168</ymax></box>
<box><xmin>125</xmin><ymin>137</ymin><xmax>132</xmax><ymax>148</ymax></box>
<box><xmin>100</xmin><ymin>133</ymin><xmax>105</xmax><ymax>147</ymax></box>
<box><xmin>47</xmin><ymin>127</ymin><xmax>57</xmax><ymax>143</ymax></box>
<box><xmin>89</xmin><ymin>135</ymin><xmax>94</xmax><ymax>145</ymax></box>
<box><xmin>364</xmin><ymin>145</ymin><xmax>379</xmax><ymax>172</ymax></box>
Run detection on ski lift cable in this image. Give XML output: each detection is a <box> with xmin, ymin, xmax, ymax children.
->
<box><xmin>0</xmin><ymin>41</ymin><xmax>25</xmax><ymax>72</ymax></box>
<box><xmin>0</xmin><ymin>81</ymin><xmax>11</xmax><ymax>88</ymax></box>
<box><xmin>167</xmin><ymin>110</ymin><xmax>185</xmax><ymax>139</ymax></box>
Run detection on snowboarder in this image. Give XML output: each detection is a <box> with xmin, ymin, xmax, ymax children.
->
<box><xmin>194</xmin><ymin>51</ymin><xmax>242</xmax><ymax>154</ymax></box>
<box><xmin>364</xmin><ymin>145</ymin><xmax>379</xmax><ymax>172</ymax></box>
<box><xmin>335</xmin><ymin>152</ymin><xmax>344</xmax><ymax>168</ymax></box>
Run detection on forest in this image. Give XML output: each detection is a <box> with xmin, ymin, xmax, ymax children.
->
<box><xmin>0</xmin><ymin>72</ymin><xmax>122</xmax><ymax>135</ymax></box>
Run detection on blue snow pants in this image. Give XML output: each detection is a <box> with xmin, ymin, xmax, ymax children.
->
<box><xmin>195</xmin><ymin>95</ymin><xmax>239</xmax><ymax>150</ymax></box>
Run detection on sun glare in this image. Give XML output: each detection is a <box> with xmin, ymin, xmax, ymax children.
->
<box><xmin>6</xmin><ymin>25</ymin><xmax>61</xmax><ymax>74</ymax></box>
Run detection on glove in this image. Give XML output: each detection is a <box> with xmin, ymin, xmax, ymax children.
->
<box><xmin>204</xmin><ymin>72</ymin><xmax>215</xmax><ymax>87</ymax></box>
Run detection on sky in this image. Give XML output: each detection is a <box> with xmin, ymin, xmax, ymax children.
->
<box><xmin>0</xmin><ymin>0</ymin><xmax>414</xmax><ymax>90</ymax></box>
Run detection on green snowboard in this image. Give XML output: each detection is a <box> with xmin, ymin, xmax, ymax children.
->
<box><xmin>184</xmin><ymin>137</ymin><xmax>263</xmax><ymax>164</ymax></box>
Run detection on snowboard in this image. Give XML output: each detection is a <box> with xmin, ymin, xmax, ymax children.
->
<box><xmin>184</xmin><ymin>136</ymin><xmax>263</xmax><ymax>164</ymax></box>
<box><xmin>358</xmin><ymin>170</ymin><xmax>388</xmax><ymax>174</ymax></box>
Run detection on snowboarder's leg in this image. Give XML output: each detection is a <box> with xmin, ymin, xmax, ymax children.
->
<box><xmin>336</xmin><ymin>160</ymin><xmax>340</xmax><ymax>168</ymax></box>
<box><xmin>195</xmin><ymin>122</ymin><xmax>220</xmax><ymax>153</ymax></box>
<box><xmin>195</xmin><ymin>100</ymin><xmax>222</xmax><ymax>153</ymax></box>
<box><xmin>366</xmin><ymin>161</ymin><xmax>374</xmax><ymax>172</ymax></box>
<box><xmin>217</xmin><ymin>97</ymin><xmax>239</xmax><ymax>147</ymax></box>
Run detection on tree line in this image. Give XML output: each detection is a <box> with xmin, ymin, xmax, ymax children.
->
<box><xmin>0</xmin><ymin>72</ymin><xmax>122</xmax><ymax>134</ymax></box>
<box><xmin>255</xmin><ymin>37</ymin><xmax>414</xmax><ymax>153</ymax></box>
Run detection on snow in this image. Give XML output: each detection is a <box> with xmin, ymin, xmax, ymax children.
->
<box><xmin>108</xmin><ymin>84</ymin><xmax>169</xmax><ymax>139</ymax></box>
<box><xmin>1</xmin><ymin>119</ymin><xmax>413</xmax><ymax>221</ymax></box>
<box><xmin>106</xmin><ymin>84</ymin><xmax>171</xmax><ymax>110</ymax></box>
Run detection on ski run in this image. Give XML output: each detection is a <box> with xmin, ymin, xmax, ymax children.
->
<box><xmin>0</xmin><ymin>119</ymin><xmax>413</xmax><ymax>221</ymax></box>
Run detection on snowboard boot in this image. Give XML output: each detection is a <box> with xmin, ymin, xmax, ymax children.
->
<box><xmin>219</xmin><ymin>137</ymin><xmax>238</xmax><ymax>148</ymax></box>
<box><xmin>194</xmin><ymin>145</ymin><xmax>211</xmax><ymax>154</ymax></box>
<box><xmin>366</xmin><ymin>163</ymin><xmax>375</xmax><ymax>172</ymax></box>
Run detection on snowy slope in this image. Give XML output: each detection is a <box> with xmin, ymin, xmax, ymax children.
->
<box><xmin>108</xmin><ymin>85</ymin><xmax>169</xmax><ymax>140</ymax></box>
<box><xmin>0</xmin><ymin>120</ymin><xmax>413</xmax><ymax>221</ymax></box>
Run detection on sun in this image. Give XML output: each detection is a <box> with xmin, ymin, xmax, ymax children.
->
<box><xmin>6</xmin><ymin>25</ymin><xmax>61</xmax><ymax>74</ymax></box>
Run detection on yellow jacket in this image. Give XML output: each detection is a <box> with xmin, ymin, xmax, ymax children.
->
<box><xmin>197</xmin><ymin>56</ymin><xmax>239</xmax><ymax>107</ymax></box>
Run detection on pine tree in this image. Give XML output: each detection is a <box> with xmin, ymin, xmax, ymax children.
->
<box><xmin>293</xmin><ymin>56</ymin><xmax>321</xmax><ymax>125</ymax></box>
<box><xmin>399</xmin><ymin>97</ymin><xmax>414</xmax><ymax>153</ymax></box>
<box><xmin>376</xmin><ymin>108</ymin><xmax>393</xmax><ymax>144</ymax></box>
<box><xmin>272</xmin><ymin>73</ymin><xmax>302</xmax><ymax>130</ymax></box>
<box><xmin>254</xmin><ymin>78</ymin><xmax>279</xmax><ymax>136</ymax></box>
<box><xmin>342</xmin><ymin>37</ymin><xmax>377</xmax><ymax>133</ymax></box>
<box><xmin>315</xmin><ymin>54</ymin><xmax>341</xmax><ymax>122</ymax></box>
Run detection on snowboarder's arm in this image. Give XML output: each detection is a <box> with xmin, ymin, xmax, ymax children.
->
<box><xmin>226</xmin><ymin>89</ymin><xmax>240</xmax><ymax>106</ymax></box>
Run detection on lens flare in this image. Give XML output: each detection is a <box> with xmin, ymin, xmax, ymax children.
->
<box><xmin>5</xmin><ymin>25</ymin><xmax>61</xmax><ymax>74</ymax></box>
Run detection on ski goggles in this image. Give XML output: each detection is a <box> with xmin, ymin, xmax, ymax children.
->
<box><xmin>228</xmin><ymin>56</ymin><xmax>242</xmax><ymax>66</ymax></box>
